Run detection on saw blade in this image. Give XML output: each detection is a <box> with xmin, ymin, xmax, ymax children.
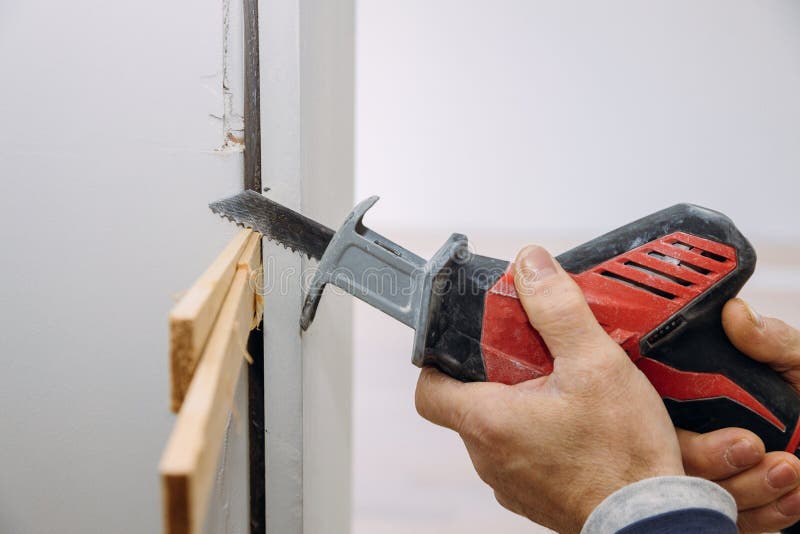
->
<box><xmin>209</xmin><ymin>190</ymin><xmax>334</xmax><ymax>260</ymax></box>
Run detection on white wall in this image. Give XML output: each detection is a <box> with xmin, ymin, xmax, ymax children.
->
<box><xmin>0</xmin><ymin>1</ymin><xmax>243</xmax><ymax>532</ymax></box>
<box><xmin>357</xmin><ymin>1</ymin><xmax>800</xmax><ymax>242</ymax></box>
<box><xmin>259</xmin><ymin>1</ymin><xmax>355</xmax><ymax>533</ymax></box>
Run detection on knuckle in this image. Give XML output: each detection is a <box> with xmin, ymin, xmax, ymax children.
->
<box><xmin>459</xmin><ymin>407</ymin><xmax>500</xmax><ymax>442</ymax></box>
<box><xmin>543</xmin><ymin>283</ymin><xmax>586</xmax><ymax>315</ymax></box>
<box><xmin>471</xmin><ymin>457</ymin><xmax>498</xmax><ymax>487</ymax></box>
<box><xmin>775</xmin><ymin>320</ymin><xmax>800</xmax><ymax>353</ymax></box>
<box><xmin>580</xmin><ymin>346</ymin><xmax>630</xmax><ymax>378</ymax></box>
<box><xmin>772</xmin><ymin>451</ymin><xmax>800</xmax><ymax>468</ymax></box>
<box><xmin>560</xmin><ymin>347</ymin><xmax>632</xmax><ymax>396</ymax></box>
<box><xmin>535</xmin><ymin>306</ymin><xmax>594</xmax><ymax>341</ymax></box>
<box><xmin>493</xmin><ymin>490</ymin><xmax>520</xmax><ymax>514</ymax></box>
<box><xmin>465</xmin><ymin>442</ymin><xmax>502</xmax><ymax>485</ymax></box>
<box><xmin>531</xmin><ymin>287</ymin><xmax>608</xmax><ymax>343</ymax></box>
<box><xmin>595</xmin><ymin>346</ymin><xmax>630</xmax><ymax>371</ymax></box>
<box><xmin>458</xmin><ymin>401</ymin><xmax>511</xmax><ymax>447</ymax></box>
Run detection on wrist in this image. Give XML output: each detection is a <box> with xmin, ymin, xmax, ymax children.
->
<box><xmin>574</xmin><ymin>460</ymin><xmax>686</xmax><ymax>527</ymax></box>
<box><xmin>580</xmin><ymin>476</ymin><xmax>736</xmax><ymax>533</ymax></box>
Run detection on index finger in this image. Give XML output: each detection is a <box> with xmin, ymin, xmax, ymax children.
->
<box><xmin>677</xmin><ymin>427</ymin><xmax>764</xmax><ymax>480</ymax></box>
<box><xmin>722</xmin><ymin>299</ymin><xmax>800</xmax><ymax>373</ymax></box>
<box><xmin>415</xmin><ymin>366</ymin><xmax>500</xmax><ymax>432</ymax></box>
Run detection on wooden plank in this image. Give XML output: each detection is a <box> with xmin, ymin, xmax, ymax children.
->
<box><xmin>238</xmin><ymin>232</ymin><xmax>262</xmax><ymax>273</ymax></box>
<box><xmin>239</xmin><ymin>233</ymin><xmax>264</xmax><ymax>329</ymax></box>
<box><xmin>169</xmin><ymin>229</ymin><xmax>252</xmax><ymax>412</ymax></box>
<box><xmin>160</xmin><ymin>238</ymin><xmax>262</xmax><ymax>534</ymax></box>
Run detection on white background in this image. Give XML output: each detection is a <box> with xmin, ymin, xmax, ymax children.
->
<box><xmin>357</xmin><ymin>1</ymin><xmax>800</xmax><ymax>241</ymax></box>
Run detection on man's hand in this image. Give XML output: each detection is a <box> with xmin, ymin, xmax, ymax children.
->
<box><xmin>679</xmin><ymin>298</ymin><xmax>800</xmax><ymax>532</ymax></box>
<box><xmin>415</xmin><ymin>245</ymin><xmax>685</xmax><ymax>533</ymax></box>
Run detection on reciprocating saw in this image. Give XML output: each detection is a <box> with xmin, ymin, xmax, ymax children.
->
<box><xmin>210</xmin><ymin>191</ymin><xmax>800</xmax><ymax>458</ymax></box>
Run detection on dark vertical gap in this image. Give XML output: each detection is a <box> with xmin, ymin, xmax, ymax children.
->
<box><xmin>247</xmin><ymin>324</ymin><xmax>265</xmax><ymax>534</ymax></box>
<box><xmin>243</xmin><ymin>0</ymin><xmax>264</xmax><ymax>533</ymax></box>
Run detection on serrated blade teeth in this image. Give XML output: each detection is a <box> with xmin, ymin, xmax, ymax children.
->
<box><xmin>208</xmin><ymin>190</ymin><xmax>335</xmax><ymax>261</ymax></box>
<box><xmin>209</xmin><ymin>204</ymin><xmax>254</xmax><ymax>230</ymax></box>
<box><xmin>210</xmin><ymin>200</ymin><xmax>312</xmax><ymax>258</ymax></box>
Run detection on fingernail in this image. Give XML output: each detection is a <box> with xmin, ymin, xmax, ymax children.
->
<box><xmin>778</xmin><ymin>489</ymin><xmax>800</xmax><ymax>517</ymax></box>
<box><xmin>767</xmin><ymin>461</ymin><xmax>798</xmax><ymax>489</ymax></box>
<box><xmin>724</xmin><ymin>439</ymin><xmax>761</xmax><ymax>468</ymax></box>
<box><xmin>517</xmin><ymin>245</ymin><xmax>557</xmax><ymax>282</ymax></box>
<box><xmin>740</xmin><ymin>299</ymin><xmax>765</xmax><ymax>329</ymax></box>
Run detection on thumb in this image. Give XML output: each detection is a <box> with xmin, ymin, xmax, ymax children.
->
<box><xmin>513</xmin><ymin>245</ymin><xmax>618</xmax><ymax>361</ymax></box>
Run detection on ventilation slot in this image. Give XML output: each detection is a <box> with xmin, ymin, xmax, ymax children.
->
<box><xmin>648</xmin><ymin>251</ymin><xmax>712</xmax><ymax>275</ymax></box>
<box><xmin>670</xmin><ymin>240</ymin><xmax>727</xmax><ymax>263</ymax></box>
<box><xmin>700</xmin><ymin>250</ymin><xmax>728</xmax><ymax>263</ymax></box>
<box><xmin>624</xmin><ymin>261</ymin><xmax>692</xmax><ymax>287</ymax></box>
<box><xmin>600</xmin><ymin>271</ymin><xmax>676</xmax><ymax>300</ymax></box>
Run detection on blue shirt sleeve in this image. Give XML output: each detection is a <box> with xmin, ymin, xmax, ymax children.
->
<box><xmin>616</xmin><ymin>508</ymin><xmax>737</xmax><ymax>534</ymax></box>
<box><xmin>581</xmin><ymin>476</ymin><xmax>737</xmax><ymax>534</ymax></box>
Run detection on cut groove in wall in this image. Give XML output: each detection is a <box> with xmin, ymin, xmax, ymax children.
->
<box><xmin>219</xmin><ymin>0</ymin><xmax>245</xmax><ymax>153</ymax></box>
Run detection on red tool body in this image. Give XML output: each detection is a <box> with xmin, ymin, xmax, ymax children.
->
<box><xmin>482</xmin><ymin>231</ymin><xmax>737</xmax><ymax>383</ymax></box>
<box><xmin>482</xmin><ymin>233</ymin><xmax>792</xmax><ymax>439</ymax></box>
<box><xmin>418</xmin><ymin>205</ymin><xmax>800</xmax><ymax>455</ymax></box>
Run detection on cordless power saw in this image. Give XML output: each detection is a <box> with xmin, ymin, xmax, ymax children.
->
<box><xmin>211</xmin><ymin>191</ymin><xmax>800</xmax><ymax>458</ymax></box>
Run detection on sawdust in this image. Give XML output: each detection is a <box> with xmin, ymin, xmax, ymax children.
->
<box><xmin>235</xmin><ymin>321</ymin><xmax>254</xmax><ymax>365</ymax></box>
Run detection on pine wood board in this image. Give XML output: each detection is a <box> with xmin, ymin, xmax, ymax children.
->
<box><xmin>169</xmin><ymin>229</ymin><xmax>253</xmax><ymax>412</ymax></box>
<box><xmin>160</xmin><ymin>234</ymin><xmax>261</xmax><ymax>534</ymax></box>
